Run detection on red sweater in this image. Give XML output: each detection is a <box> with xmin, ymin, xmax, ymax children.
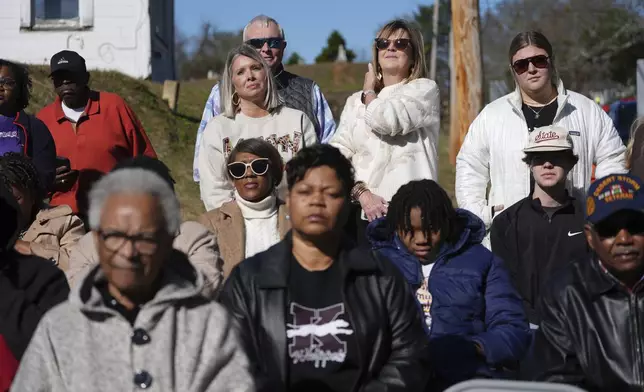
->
<box><xmin>37</xmin><ymin>91</ymin><xmax>157</xmax><ymax>214</ymax></box>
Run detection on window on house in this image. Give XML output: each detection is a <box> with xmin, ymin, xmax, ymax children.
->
<box><xmin>34</xmin><ymin>0</ymin><xmax>79</xmax><ymax>20</ymax></box>
<box><xmin>21</xmin><ymin>0</ymin><xmax>93</xmax><ymax>30</ymax></box>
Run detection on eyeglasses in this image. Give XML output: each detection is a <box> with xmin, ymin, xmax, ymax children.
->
<box><xmin>228</xmin><ymin>158</ymin><xmax>270</xmax><ymax>179</ymax></box>
<box><xmin>97</xmin><ymin>230</ymin><xmax>162</xmax><ymax>255</ymax></box>
<box><xmin>0</xmin><ymin>77</ymin><xmax>17</xmax><ymax>89</ymax></box>
<box><xmin>375</xmin><ymin>38</ymin><xmax>411</xmax><ymax>51</ymax></box>
<box><xmin>511</xmin><ymin>55</ymin><xmax>550</xmax><ymax>75</ymax></box>
<box><xmin>245</xmin><ymin>37</ymin><xmax>284</xmax><ymax>49</ymax></box>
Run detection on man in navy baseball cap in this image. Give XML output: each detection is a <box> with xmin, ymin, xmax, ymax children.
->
<box><xmin>585</xmin><ymin>173</ymin><xmax>644</xmax><ymax>225</ymax></box>
<box><xmin>526</xmin><ymin>173</ymin><xmax>644</xmax><ymax>387</ymax></box>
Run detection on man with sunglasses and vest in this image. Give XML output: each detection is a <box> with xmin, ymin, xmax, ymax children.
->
<box><xmin>456</xmin><ymin>31</ymin><xmax>626</xmax><ymax>249</ymax></box>
<box><xmin>490</xmin><ymin>126</ymin><xmax>588</xmax><ymax>330</ymax></box>
<box><xmin>525</xmin><ymin>173</ymin><xmax>644</xmax><ymax>390</ymax></box>
<box><xmin>192</xmin><ymin>14</ymin><xmax>336</xmax><ymax>182</ymax></box>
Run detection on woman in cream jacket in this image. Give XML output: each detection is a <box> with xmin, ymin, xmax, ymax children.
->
<box><xmin>198</xmin><ymin>138</ymin><xmax>290</xmax><ymax>278</ymax></box>
<box><xmin>331</xmin><ymin>19</ymin><xmax>440</xmax><ymax>244</ymax></box>
<box><xmin>1</xmin><ymin>153</ymin><xmax>85</xmax><ymax>271</ymax></box>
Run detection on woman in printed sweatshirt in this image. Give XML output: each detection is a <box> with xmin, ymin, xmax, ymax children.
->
<box><xmin>198</xmin><ymin>43</ymin><xmax>317</xmax><ymax>211</ymax></box>
<box><xmin>198</xmin><ymin>138</ymin><xmax>290</xmax><ymax>278</ymax></box>
<box><xmin>12</xmin><ymin>168</ymin><xmax>253</xmax><ymax>392</ymax></box>
<box><xmin>331</xmin><ymin>19</ymin><xmax>440</xmax><ymax>244</ymax></box>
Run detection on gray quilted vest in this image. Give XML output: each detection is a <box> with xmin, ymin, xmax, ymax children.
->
<box><xmin>274</xmin><ymin>66</ymin><xmax>322</xmax><ymax>137</ymax></box>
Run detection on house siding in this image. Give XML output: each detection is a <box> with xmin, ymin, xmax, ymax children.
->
<box><xmin>0</xmin><ymin>0</ymin><xmax>173</xmax><ymax>81</ymax></box>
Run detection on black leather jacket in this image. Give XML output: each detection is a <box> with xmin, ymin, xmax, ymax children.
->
<box><xmin>526</xmin><ymin>255</ymin><xmax>644</xmax><ymax>390</ymax></box>
<box><xmin>219</xmin><ymin>234</ymin><xmax>430</xmax><ymax>391</ymax></box>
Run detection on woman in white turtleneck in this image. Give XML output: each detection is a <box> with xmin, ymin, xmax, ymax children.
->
<box><xmin>198</xmin><ymin>138</ymin><xmax>290</xmax><ymax>278</ymax></box>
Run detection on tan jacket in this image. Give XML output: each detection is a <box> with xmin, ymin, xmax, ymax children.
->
<box><xmin>22</xmin><ymin>205</ymin><xmax>86</xmax><ymax>271</ymax></box>
<box><xmin>65</xmin><ymin>221</ymin><xmax>224</xmax><ymax>298</ymax></box>
<box><xmin>197</xmin><ymin>200</ymin><xmax>290</xmax><ymax>278</ymax></box>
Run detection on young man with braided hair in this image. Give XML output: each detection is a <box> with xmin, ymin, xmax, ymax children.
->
<box><xmin>0</xmin><ymin>153</ymin><xmax>85</xmax><ymax>271</ymax></box>
<box><xmin>366</xmin><ymin>179</ymin><xmax>530</xmax><ymax>390</ymax></box>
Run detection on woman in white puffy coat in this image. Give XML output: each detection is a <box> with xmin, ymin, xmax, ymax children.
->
<box><xmin>456</xmin><ymin>31</ymin><xmax>626</xmax><ymax>237</ymax></box>
<box><xmin>331</xmin><ymin>19</ymin><xmax>440</xmax><ymax>244</ymax></box>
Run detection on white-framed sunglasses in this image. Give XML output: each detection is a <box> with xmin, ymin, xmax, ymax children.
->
<box><xmin>227</xmin><ymin>158</ymin><xmax>270</xmax><ymax>179</ymax></box>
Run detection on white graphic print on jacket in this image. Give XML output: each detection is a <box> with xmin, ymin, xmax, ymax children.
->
<box><xmin>287</xmin><ymin>303</ymin><xmax>354</xmax><ymax>368</ymax></box>
<box><xmin>417</xmin><ymin>263</ymin><xmax>435</xmax><ymax>330</ymax></box>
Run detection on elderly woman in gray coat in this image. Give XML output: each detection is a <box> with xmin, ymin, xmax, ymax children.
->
<box><xmin>11</xmin><ymin>169</ymin><xmax>254</xmax><ymax>392</ymax></box>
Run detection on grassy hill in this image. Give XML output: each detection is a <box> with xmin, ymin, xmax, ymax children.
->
<box><xmin>26</xmin><ymin>64</ymin><xmax>455</xmax><ymax>220</ymax></box>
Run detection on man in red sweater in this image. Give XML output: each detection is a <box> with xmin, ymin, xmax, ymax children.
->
<box><xmin>37</xmin><ymin>50</ymin><xmax>156</xmax><ymax>222</ymax></box>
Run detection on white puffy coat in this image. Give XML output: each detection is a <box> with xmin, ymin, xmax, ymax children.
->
<box><xmin>331</xmin><ymin>78</ymin><xmax>441</xmax><ymax>202</ymax></box>
<box><xmin>456</xmin><ymin>80</ymin><xmax>626</xmax><ymax>229</ymax></box>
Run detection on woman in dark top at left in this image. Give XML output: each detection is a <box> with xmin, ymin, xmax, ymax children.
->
<box><xmin>0</xmin><ymin>59</ymin><xmax>57</xmax><ymax>193</ymax></box>
<box><xmin>220</xmin><ymin>144</ymin><xmax>430</xmax><ymax>392</ymax></box>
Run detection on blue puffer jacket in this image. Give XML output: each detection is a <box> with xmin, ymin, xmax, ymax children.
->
<box><xmin>367</xmin><ymin>209</ymin><xmax>530</xmax><ymax>385</ymax></box>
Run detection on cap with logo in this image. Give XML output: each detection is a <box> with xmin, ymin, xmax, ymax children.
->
<box><xmin>586</xmin><ymin>173</ymin><xmax>644</xmax><ymax>224</ymax></box>
<box><xmin>49</xmin><ymin>50</ymin><xmax>87</xmax><ymax>76</ymax></box>
<box><xmin>523</xmin><ymin>125</ymin><xmax>574</xmax><ymax>153</ymax></box>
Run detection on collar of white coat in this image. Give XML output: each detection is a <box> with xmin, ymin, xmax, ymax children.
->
<box><xmin>507</xmin><ymin>78</ymin><xmax>569</xmax><ymax>119</ymax></box>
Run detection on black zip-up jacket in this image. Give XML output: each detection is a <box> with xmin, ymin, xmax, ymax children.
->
<box><xmin>219</xmin><ymin>234</ymin><xmax>430</xmax><ymax>392</ymax></box>
<box><xmin>13</xmin><ymin>111</ymin><xmax>57</xmax><ymax>193</ymax></box>
<box><xmin>0</xmin><ymin>179</ymin><xmax>69</xmax><ymax>362</ymax></box>
<box><xmin>490</xmin><ymin>196</ymin><xmax>588</xmax><ymax>324</ymax></box>
<box><xmin>525</xmin><ymin>256</ymin><xmax>644</xmax><ymax>390</ymax></box>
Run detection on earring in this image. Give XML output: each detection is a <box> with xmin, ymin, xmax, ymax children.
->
<box><xmin>232</xmin><ymin>92</ymin><xmax>240</xmax><ymax>106</ymax></box>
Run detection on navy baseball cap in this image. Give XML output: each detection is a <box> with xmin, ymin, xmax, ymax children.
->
<box><xmin>49</xmin><ymin>50</ymin><xmax>87</xmax><ymax>75</ymax></box>
<box><xmin>586</xmin><ymin>173</ymin><xmax>644</xmax><ymax>224</ymax></box>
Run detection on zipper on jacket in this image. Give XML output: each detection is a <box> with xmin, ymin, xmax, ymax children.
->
<box><xmin>632</xmin><ymin>293</ymin><xmax>644</xmax><ymax>387</ymax></box>
<box><xmin>343</xmin><ymin>275</ymin><xmax>364</xmax><ymax>392</ymax></box>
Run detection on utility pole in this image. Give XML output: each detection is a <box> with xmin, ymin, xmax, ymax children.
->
<box><xmin>449</xmin><ymin>0</ymin><xmax>483</xmax><ymax>165</ymax></box>
<box><xmin>429</xmin><ymin>0</ymin><xmax>440</xmax><ymax>80</ymax></box>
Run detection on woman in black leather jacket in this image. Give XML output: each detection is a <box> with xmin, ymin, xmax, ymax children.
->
<box><xmin>220</xmin><ymin>144</ymin><xmax>430</xmax><ymax>392</ymax></box>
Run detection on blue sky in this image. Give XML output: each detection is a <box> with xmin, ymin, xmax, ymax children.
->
<box><xmin>175</xmin><ymin>0</ymin><xmax>499</xmax><ymax>64</ymax></box>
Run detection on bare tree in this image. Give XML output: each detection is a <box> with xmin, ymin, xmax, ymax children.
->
<box><xmin>481</xmin><ymin>0</ymin><xmax>644</xmax><ymax>96</ymax></box>
<box><xmin>175</xmin><ymin>22</ymin><xmax>243</xmax><ymax>80</ymax></box>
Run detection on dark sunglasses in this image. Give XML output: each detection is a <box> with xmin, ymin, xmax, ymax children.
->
<box><xmin>228</xmin><ymin>158</ymin><xmax>270</xmax><ymax>179</ymax></box>
<box><xmin>245</xmin><ymin>37</ymin><xmax>284</xmax><ymax>49</ymax></box>
<box><xmin>511</xmin><ymin>55</ymin><xmax>549</xmax><ymax>75</ymax></box>
<box><xmin>375</xmin><ymin>38</ymin><xmax>411</xmax><ymax>51</ymax></box>
<box><xmin>593</xmin><ymin>211</ymin><xmax>644</xmax><ymax>238</ymax></box>
<box><xmin>0</xmin><ymin>77</ymin><xmax>17</xmax><ymax>89</ymax></box>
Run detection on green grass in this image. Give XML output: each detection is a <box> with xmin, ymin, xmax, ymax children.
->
<box><xmin>26</xmin><ymin>64</ymin><xmax>455</xmax><ymax>220</ymax></box>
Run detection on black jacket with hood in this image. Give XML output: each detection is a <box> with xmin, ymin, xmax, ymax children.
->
<box><xmin>0</xmin><ymin>179</ymin><xmax>69</xmax><ymax>362</ymax></box>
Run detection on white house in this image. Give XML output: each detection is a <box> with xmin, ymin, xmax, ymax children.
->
<box><xmin>0</xmin><ymin>0</ymin><xmax>175</xmax><ymax>82</ymax></box>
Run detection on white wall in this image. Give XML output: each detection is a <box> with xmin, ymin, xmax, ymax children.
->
<box><xmin>0</xmin><ymin>0</ymin><xmax>154</xmax><ymax>79</ymax></box>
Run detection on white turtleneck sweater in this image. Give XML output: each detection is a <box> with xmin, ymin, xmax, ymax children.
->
<box><xmin>236</xmin><ymin>191</ymin><xmax>281</xmax><ymax>259</ymax></box>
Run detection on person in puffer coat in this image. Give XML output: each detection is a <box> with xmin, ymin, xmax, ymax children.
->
<box><xmin>455</xmin><ymin>31</ymin><xmax>625</xmax><ymax>247</ymax></box>
<box><xmin>367</xmin><ymin>179</ymin><xmax>530</xmax><ymax>390</ymax></box>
